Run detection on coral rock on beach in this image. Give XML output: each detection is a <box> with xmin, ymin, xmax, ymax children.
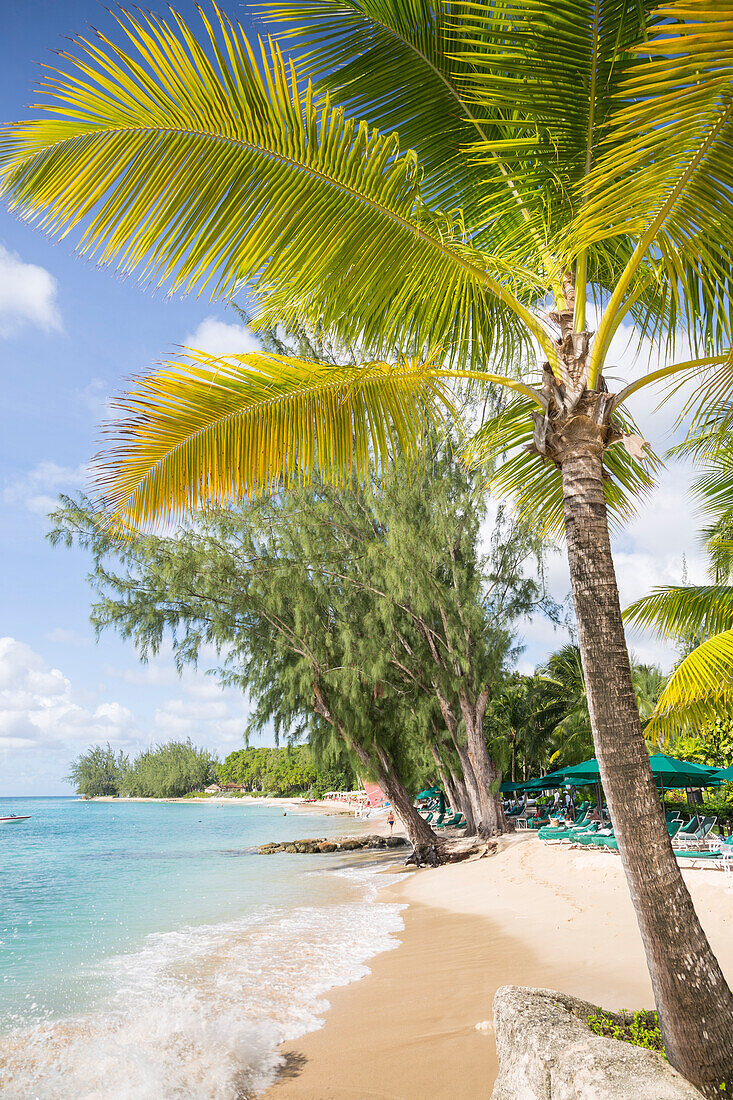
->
<box><xmin>256</xmin><ymin>835</ymin><xmax>408</xmax><ymax>854</ymax></box>
<box><xmin>491</xmin><ymin>986</ymin><xmax>704</xmax><ymax>1100</ymax></box>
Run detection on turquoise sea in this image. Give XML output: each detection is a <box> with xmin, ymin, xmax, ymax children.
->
<box><xmin>0</xmin><ymin>797</ymin><xmax>404</xmax><ymax>1098</ymax></box>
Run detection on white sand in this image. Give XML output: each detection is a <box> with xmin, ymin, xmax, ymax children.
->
<box><xmin>267</xmin><ymin>832</ymin><xmax>733</xmax><ymax>1099</ymax></box>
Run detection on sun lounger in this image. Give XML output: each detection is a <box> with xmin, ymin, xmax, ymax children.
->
<box><xmin>435</xmin><ymin>812</ymin><xmax>465</xmax><ymax>829</ymax></box>
<box><xmin>674</xmin><ymin>815</ymin><xmax>717</xmax><ymax>850</ymax></box>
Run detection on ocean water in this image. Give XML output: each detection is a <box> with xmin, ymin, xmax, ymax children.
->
<box><xmin>0</xmin><ymin>798</ymin><xmax>405</xmax><ymax>1098</ymax></box>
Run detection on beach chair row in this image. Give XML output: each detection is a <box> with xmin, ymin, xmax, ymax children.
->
<box><xmin>536</xmin><ymin>809</ymin><xmax>733</xmax><ymax>870</ymax></box>
<box><xmin>418</xmin><ymin>808</ymin><xmax>467</xmax><ymax>829</ymax></box>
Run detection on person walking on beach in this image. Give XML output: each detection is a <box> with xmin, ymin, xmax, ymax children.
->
<box><xmin>386</xmin><ymin>809</ymin><xmax>395</xmax><ymax>836</ymax></box>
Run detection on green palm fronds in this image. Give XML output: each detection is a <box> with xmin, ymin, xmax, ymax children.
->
<box><xmin>649</xmin><ymin>630</ymin><xmax>733</xmax><ymax>741</ymax></box>
<box><xmin>625</xmin><ymin>585</ymin><xmax>733</xmax><ymax>642</ymax></box>
<box><xmin>0</xmin><ymin>4</ymin><xmax>548</xmax><ymax>370</ymax></box>
<box><xmin>576</xmin><ymin>0</ymin><xmax>733</xmax><ymax>372</ymax></box>
<box><xmin>94</xmin><ymin>349</ymin><xmax>459</xmax><ymax>526</ymax></box>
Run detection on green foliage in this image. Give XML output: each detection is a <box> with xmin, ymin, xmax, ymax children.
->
<box><xmin>50</xmin><ymin>443</ymin><xmax>555</xmax><ymax>801</ymax></box>
<box><xmin>217</xmin><ymin>746</ymin><xmax>353</xmax><ymax>797</ymax></box>
<box><xmin>586</xmin><ymin>1009</ymin><xmax>666</xmax><ymax>1059</ymax></box>
<box><xmin>68</xmin><ymin>739</ymin><xmax>216</xmax><ymax>798</ymax></box>
<box><xmin>122</xmin><ymin>740</ymin><xmax>217</xmax><ymax>798</ymax></box>
<box><xmin>67</xmin><ymin>743</ymin><xmax>129</xmax><ymax>798</ymax></box>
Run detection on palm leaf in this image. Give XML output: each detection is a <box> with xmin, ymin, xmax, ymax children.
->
<box><xmin>624</xmin><ymin>585</ymin><xmax>733</xmax><ymax>641</ymax></box>
<box><xmin>260</xmin><ymin>0</ymin><xmax>556</xmax><ymax>269</ymax></box>
<box><xmin>94</xmin><ymin>348</ymin><xmax>460</xmax><ymax>527</ymax></box>
<box><xmin>463</xmin><ymin>395</ymin><xmax>660</xmax><ymax>535</ymax></box>
<box><xmin>0</xmin><ymin>4</ymin><xmax>550</xmax><ymax>369</ymax></box>
<box><xmin>575</xmin><ymin>0</ymin><xmax>733</xmax><ymax>372</ymax></box>
<box><xmin>450</xmin><ymin>0</ymin><xmax>654</xmax><ymax>269</ymax></box>
<box><xmin>648</xmin><ymin>630</ymin><xmax>733</xmax><ymax>741</ymax></box>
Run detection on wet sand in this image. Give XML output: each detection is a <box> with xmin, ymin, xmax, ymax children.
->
<box><xmin>266</xmin><ymin>833</ymin><xmax>733</xmax><ymax>1099</ymax></box>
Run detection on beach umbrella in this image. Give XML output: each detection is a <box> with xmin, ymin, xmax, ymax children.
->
<box><xmin>415</xmin><ymin>787</ymin><xmax>441</xmax><ymax>799</ymax></box>
<box><xmin>500</xmin><ymin>780</ymin><xmax>528</xmax><ymax>793</ymax></box>
<box><xmin>647</xmin><ymin>753</ymin><xmax>722</xmax><ymax>789</ymax></box>
<box><xmin>713</xmin><ymin>764</ymin><xmax>733</xmax><ymax>782</ymax></box>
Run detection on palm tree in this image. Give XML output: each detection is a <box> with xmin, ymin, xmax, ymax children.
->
<box><xmin>3</xmin><ymin>1</ymin><xmax>733</xmax><ymax>1088</ymax></box>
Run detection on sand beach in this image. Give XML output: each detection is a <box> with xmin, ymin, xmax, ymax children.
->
<box><xmin>267</xmin><ymin>832</ymin><xmax>733</xmax><ymax>1099</ymax></box>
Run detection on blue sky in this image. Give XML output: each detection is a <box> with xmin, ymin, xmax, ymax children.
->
<box><xmin>0</xmin><ymin>1</ymin><xmax>706</xmax><ymax>794</ymax></box>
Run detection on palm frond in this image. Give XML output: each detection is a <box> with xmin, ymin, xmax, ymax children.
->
<box><xmin>450</xmin><ymin>0</ymin><xmax>653</xmax><ymax>243</ymax></box>
<box><xmin>624</xmin><ymin>585</ymin><xmax>733</xmax><ymax>641</ymax></box>
<box><xmin>0</xmin><ymin>4</ymin><xmax>548</xmax><ymax>369</ymax></box>
<box><xmin>575</xmin><ymin>0</ymin><xmax>733</xmax><ymax>370</ymax></box>
<box><xmin>260</xmin><ymin>0</ymin><xmax>566</xmax><ymax>279</ymax></box>
<box><xmin>94</xmin><ymin>348</ymin><xmax>459</xmax><ymax>528</ymax></box>
<box><xmin>463</xmin><ymin>395</ymin><xmax>660</xmax><ymax>535</ymax></box>
<box><xmin>648</xmin><ymin>629</ymin><xmax>733</xmax><ymax>741</ymax></box>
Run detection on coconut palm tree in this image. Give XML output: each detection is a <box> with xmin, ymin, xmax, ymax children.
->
<box><xmin>3</xmin><ymin>0</ymin><xmax>733</xmax><ymax>1089</ymax></box>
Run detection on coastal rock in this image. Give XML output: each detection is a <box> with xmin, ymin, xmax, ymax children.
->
<box><xmin>491</xmin><ymin>986</ymin><xmax>704</xmax><ymax>1100</ymax></box>
<box><xmin>256</xmin><ymin>834</ymin><xmax>408</xmax><ymax>854</ymax></box>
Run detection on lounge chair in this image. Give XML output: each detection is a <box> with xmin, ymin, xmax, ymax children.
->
<box><xmin>435</xmin><ymin>811</ymin><xmax>465</xmax><ymax>829</ymax></box>
<box><xmin>537</xmin><ymin>812</ymin><xmax>592</xmax><ymax>842</ymax></box>
<box><xmin>674</xmin><ymin>815</ymin><xmax>717</xmax><ymax>850</ymax></box>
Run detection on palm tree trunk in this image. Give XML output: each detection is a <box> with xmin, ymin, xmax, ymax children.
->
<box><xmin>560</xmin><ymin>420</ymin><xmax>733</xmax><ymax>1096</ymax></box>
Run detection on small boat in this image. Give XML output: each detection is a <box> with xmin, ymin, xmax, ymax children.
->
<box><xmin>0</xmin><ymin>814</ymin><xmax>31</xmax><ymax>824</ymax></box>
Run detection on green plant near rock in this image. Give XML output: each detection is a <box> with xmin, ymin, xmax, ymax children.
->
<box><xmin>587</xmin><ymin>1009</ymin><xmax>666</xmax><ymax>1059</ymax></box>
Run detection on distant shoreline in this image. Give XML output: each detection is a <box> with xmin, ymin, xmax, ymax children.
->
<box><xmin>86</xmin><ymin>794</ymin><xmax>396</xmax><ymax>823</ymax></box>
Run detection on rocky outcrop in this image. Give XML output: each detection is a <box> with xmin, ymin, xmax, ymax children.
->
<box><xmin>257</xmin><ymin>834</ymin><xmax>408</xmax><ymax>854</ymax></box>
<box><xmin>491</xmin><ymin>986</ymin><xmax>704</xmax><ymax>1100</ymax></box>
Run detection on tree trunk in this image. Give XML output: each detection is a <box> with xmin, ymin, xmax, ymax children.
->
<box><xmin>560</xmin><ymin>414</ymin><xmax>733</xmax><ymax>1096</ymax></box>
<box><xmin>449</xmin><ymin>767</ymin><xmax>475</xmax><ymax>833</ymax></box>
<box><xmin>460</xmin><ymin>687</ymin><xmax>505</xmax><ymax>837</ymax></box>
<box><xmin>436</xmin><ymin>692</ymin><xmax>482</xmax><ymax>834</ymax></box>
<box><xmin>348</xmin><ymin>740</ymin><xmax>444</xmax><ymax>866</ymax></box>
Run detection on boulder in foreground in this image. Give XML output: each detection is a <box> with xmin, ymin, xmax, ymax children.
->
<box><xmin>491</xmin><ymin>986</ymin><xmax>704</xmax><ymax>1100</ymax></box>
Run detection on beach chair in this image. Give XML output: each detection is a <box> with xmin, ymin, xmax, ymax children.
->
<box><xmin>435</xmin><ymin>811</ymin><xmax>465</xmax><ymax>829</ymax></box>
<box><xmin>674</xmin><ymin>815</ymin><xmax>717</xmax><ymax>850</ymax></box>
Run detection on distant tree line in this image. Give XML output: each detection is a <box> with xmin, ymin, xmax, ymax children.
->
<box><xmin>217</xmin><ymin>746</ymin><xmax>354</xmax><ymax>797</ymax></box>
<box><xmin>68</xmin><ymin>739</ymin><xmax>217</xmax><ymax>798</ymax></box>
<box><xmin>67</xmin><ymin>740</ymin><xmax>354</xmax><ymax>799</ymax></box>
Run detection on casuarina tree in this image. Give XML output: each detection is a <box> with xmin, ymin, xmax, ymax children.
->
<box><xmin>5</xmin><ymin>1</ymin><xmax>733</xmax><ymax>1089</ymax></box>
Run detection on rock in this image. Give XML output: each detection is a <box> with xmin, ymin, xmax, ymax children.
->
<box><xmin>491</xmin><ymin>987</ymin><xmax>704</xmax><ymax>1100</ymax></box>
<box><xmin>317</xmin><ymin>842</ymin><xmax>338</xmax><ymax>852</ymax></box>
<box><xmin>337</xmin><ymin>839</ymin><xmax>364</xmax><ymax>851</ymax></box>
<box><xmin>283</xmin><ymin>844</ymin><xmax>298</xmax><ymax>853</ymax></box>
<box><xmin>385</xmin><ymin>836</ymin><xmax>408</xmax><ymax>848</ymax></box>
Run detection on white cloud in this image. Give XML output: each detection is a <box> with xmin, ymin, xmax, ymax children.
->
<box><xmin>0</xmin><ymin>637</ymin><xmax>135</xmax><ymax>750</ymax></box>
<box><xmin>0</xmin><ymin>244</ymin><xmax>62</xmax><ymax>336</ymax></box>
<box><xmin>3</xmin><ymin>460</ymin><xmax>88</xmax><ymax>514</ymax></box>
<box><xmin>184</xmin><ymin>315</ymin><xmax>260</xmax><ymax>358</ymax></box>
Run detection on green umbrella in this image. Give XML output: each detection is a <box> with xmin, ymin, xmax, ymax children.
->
<box><xmin>647</xmin><ymin>753</ymin><xmax>722</xmax><ymax>788</ymax></box>
<box><xmin>713</xmin><ymin>764</ymin><xmax>733</xmax><ymax>781</ymax></box>
<box><xmin>500</xmin><ymin>780</ymin><xmax>526</xmax><ymax>793</ymax></box>
<box><xmin>415</xmin><ymin>787</ymin><xmax>441</xmax><ymax>799</ymax></box>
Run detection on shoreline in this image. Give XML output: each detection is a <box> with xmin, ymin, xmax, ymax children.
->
<box><xmin>265</xmin><ymin>833</ymin><xmax>733</xmax><ymax>1099</ymax></box>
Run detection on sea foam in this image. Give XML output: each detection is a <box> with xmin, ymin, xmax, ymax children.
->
<box><xmin>0</xmin><ymin>865</ymin><xmax>405</xmax><ymax>1099</ymax></box>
